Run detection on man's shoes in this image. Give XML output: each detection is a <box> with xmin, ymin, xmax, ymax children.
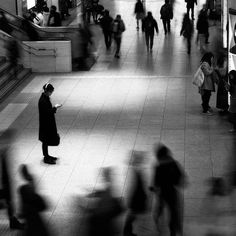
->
<box><xmin>203</xmin><ymin>111</ymin><xmax>213</xmax><ymax>116</ymax></box>
<box><xmin>115</xmin><ymin>54</ymin><xmax>120</xmax><ymax>58</ymax></box>
<box><xmin>10</xmin><ymin>217</ymin><xmax>24</xmax><ymax>230</ymax></box>
<box><xmin>43</xmin><ymin>156</ymin><xmax>56</xmax><ymax>165</ymax></box>
<box><xmin>49</xmin><ymin>155</ymin><xmax>58</xmax><ymax>161</ymax></box>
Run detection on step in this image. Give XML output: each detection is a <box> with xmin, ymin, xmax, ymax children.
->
<box><xmin>0</xmin><ymin>62</ymin><xmax>11</xmax><ymax>75</ymax></box>
<box><xmin>0</xmin><ymin>65</ymin><xmax>24</xmax><ymax>89</ymax></box>
<box><xmin>0</xmin><ymin>68</ymin><xmax>31</xmax><ymax>102</ymax></box>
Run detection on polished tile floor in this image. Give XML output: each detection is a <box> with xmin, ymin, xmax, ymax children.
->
<box><xmin>1</xmin><ymin>0</ymin><xmax>236</xmax><ymax>235</ymax></box>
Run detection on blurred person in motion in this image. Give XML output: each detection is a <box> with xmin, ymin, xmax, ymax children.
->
<box><xmin>180</xmin><ymin>13</ymin><xmax>193</xmax><ymax>54</ymax></box>
<box><xmin>123</xmin><ymin>151</ymin><xmax>148</xmax><ymax>236</ymax></box>
<box><xmin>196</xmin><ymin>7</ymin><xmax>209</xmax><ymax>53</ymax></box>
<box><xmin>134</xmin><ymin>0</ymin><xmax>145</xmax><ymax>31</ymax></box>
<box><xmin>18</xmin><ymin>164</ymin><xmax>51</xmax><ymax>236</ymax></box>
<box><xmin>48</xmin><ymin>5</ymin><xmax>61</xmax><ymax>26</ymax></box>
<box><xmin>99</xmin><ymin>10</ymin><xmax>113</xmax><ymax>50</ymax></box>
<box><xmin>87</xmin><ymin>167</ymin><xmax>124</xmax><ymax>236</ymax></box>
<box><xmin>112</xmin><ymin>14</ymin><xmax>126</xmax><ymax>58</ymax></box>
<box><xmin>215</xmin><ymin>55</ymin><xmax>229</xmax><ymax>115</ymax></box>
<box><xmin>143</xmin><ymin>11</ymin><xmax>158</xmax><ymax>52</ymax></box>
<box><xmin>185</xmin><ymin>0</ymin><xmax>197</xmax><ymax>20</ymax></box>
<box><xmin>0</xmin><ymin>11</ymin><xmax>13</xmax><ymax>35</ymax></box>
<box><xmin>0</xmin><ymin>129</ymin><xmax>24</xmax><ymax>230</ymax></box>
<box><xmin>199</xmin><ymin>52</ymin><xmax>217</xmax><ymax>115</ymax></box>
<box><xmin>38</xmin><ymin>83</ymin><xmax>62</xmax><ymax>164</ymax></box>
<box><xmin>228</xmin><ymin>70</ymin><xmax>236</xmax><ymax>132</ymax></box>
<box><xmin>42</xmin><ymin>5</ymin><xmax>50</xmax><ymax>26</ymax></box>
<box><xmin>150</xmin><ymin>143</ymin><xmax>186</xmax><ymax>236</ymax></box>
<box><xmin>160</xmin><ymin>0</ymin><xmax>173</xmax><ymax>35</ymax></box>
<box><xmin>5</xmin><ymin>38</ymin><xmax>20</xmax><ymax>79</ymax></box>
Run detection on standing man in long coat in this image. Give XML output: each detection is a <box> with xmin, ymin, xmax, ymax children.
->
<box><xmin>38</xmin><ymin>83</ymin><xmax>62</xmax><ymax>164</ymax></box>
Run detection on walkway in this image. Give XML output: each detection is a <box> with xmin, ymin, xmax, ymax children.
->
<box><xmin>0</xmin><ymin>0</ymin><xmax>235</xmax><ymax>235</ymax></box>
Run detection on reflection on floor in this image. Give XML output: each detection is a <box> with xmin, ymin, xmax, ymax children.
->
<box><xmin>0</xmin><ymin>0</ymin><xmax>236</xmax><ymax>235</ymax></box>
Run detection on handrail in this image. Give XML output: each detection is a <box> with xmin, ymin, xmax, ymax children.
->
<box><xmin>0</xmin><ymin>30</ymin><xmax>56</xmax><ymax>57</ymax></box>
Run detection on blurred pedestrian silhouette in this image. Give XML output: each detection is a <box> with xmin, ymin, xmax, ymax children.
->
<box><xmin>185</xmin><ymin>0</ymin><xmax>197</xmax><ymax>20</ymax></box>
<box><xmin>5</xmin><ymin>38</ymin><xmax>20</xmax><ymax>79</ymax></box>
<box><xmin>123</xmin><ymin>151</ymin><xmax>147</xmax><ymax>236</ymax></box>
<box><xmin>150</xmin><ymin>143</ymin><xmax>186</xmax><ymax>236</ymax></box>
<box><xmin>87</xmin><ymin>167</ymin><xmax>124</xmax><ymax>236</ymax></box>
<box><xmin>48</xmin><ymin>5</ymin><xmax>62</xmax><ymax>26</ymax></box>
<box><xmin>0</xmin><ymin>11</ymin><xmax>13</xmax><ymax>35</ymax></box>
<box><xmin>19</xmin><ymin>164</ymin><xmax>51</xmax><ymax>236</ymax></box>
<box><xmin>228</xmin><ymin>70</ymin><xmax>236</xmax><ymax>132</ymax></box>
<box><xmin>134</xmin><ymin>0</ymin><xmax>145</xmax><ymax>31</ymax></box>
<box><xmin>160</xmin><ymin>0</ymin><xmax>173</xmax><ymax>35</ymax></box>
<box><xmin>0</xmin><ymin>129</ymin><xmax>24</xmax><ymax>230</ymax></box>
<box><xmin>112</xmin><ymin>14</ymin><xmax>126</xmax><ymax>58</ymax></box>
<box><xmin>143</xmin><ymin>11</ymin><xmax>158</xmax><ymax>52</ymax></box>
<box><xmin>196</xmin><ymin>7</ymin><xmax>209</xmax><ymax>53</ymax></box>
<box><xmin>38</xmin><ymin>83</ymin><xmax>62</xmax><ymax>164</ymax></box>
<box><xmin>215</xmin><ymin>55</ymin><xmax>228</xmax><ymax>114</ymax></box>
<box><xmin>99</xmin><ymin>10</ymin><xmax>113</xmax><ymax>50</ymax></box>
<box><xmin>180</xmin><ymin>13</ymin><xmax>193</xmax><ymax>54</ymax></box>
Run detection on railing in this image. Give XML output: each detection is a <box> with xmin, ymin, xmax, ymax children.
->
<box><xmin>0</xmin><ymin>30</ymin><xmax>56</xmax><ymax>57</ymax></box>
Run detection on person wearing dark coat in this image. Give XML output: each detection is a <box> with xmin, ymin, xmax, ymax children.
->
<box><xmin>143</xmin><ymin>11</ymin><xmax>159</xmax><ymax>52</ymax></box>
<box><xmin>134</xmin><ymin>0</ymin><xmax>145</xmax><ymax>31</ymax></box>
<box><xmin>38</xmin><ymin>83</ymin><xmax>62</xmax><ymax>164</ymax></box>
<box><xmin>180</xmin><ymin>13</ymin><xmax>193</xmax><ymax>54</ymax></box>
<box><xmin>48</xmin><ymin>5</ymin><xmax>62</xmax><ymax>26</ymax></box>
<box><xmin>150</xmin><ymin>143</ymin><xmax>186</xmax><ymax>236</ymax></box>
<box><xmin>0</xmin><ymin>129</ymin><xmax>24</xmax><ymax>230</ymax></box>
<box><xmin>186</xmin><ymin>0</ymin><xmax>197</xmax><ymax>20</ymax></box>
<box><xmin>19</xmin><ymin>164</ymin><xmax>50</xmax><ymax>236</ymax></box>
<box><xmin>99</xmin><ymin>10</ymin><xmax>113</xmax><ymax>50</ymax></box>
<box><xmin>215</xmin><ymin>55</ymin><xmax>229</xmax><ymax>114</ymax></box>
<box><xmin>160</xmin><ymin>0</ymin><xmax>173</xmax><ymax>35</ymax></box>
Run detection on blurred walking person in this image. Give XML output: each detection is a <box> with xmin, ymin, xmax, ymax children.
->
<box><xmin>0</xmin><ymin>129</ymin><xmax>24</xmax><ymax>230</ymax></box>
<box><xmin>160</xmin><ymin>0</ymin><xmax>173</xmax><ymax>35</ymax></box>
<box><xmin>99</xmin><ymin>10</ymin><xmax>113</xmax><ymax>50</ymax></box>
<box><xmin>185</xmin><ymin>0</ymin><xmax>197</xmax><ymax>20</ymax></box>
<box><xmin>215</xmin><ymin>55</ymin><xmax>229</xmax><ymax>114</ymax></box>
<box><xmin>180</xmin><ymin>13</ymin><xmax>193</xmax><ymax>54</ymax></box>
<box><xmin>19</xmin><ymin>164</ymin><xmax>51</xmax><ymax>236</ymax></box>
<box><xmin>48</xmin><ymin>5</ymin><xmax>61</xmax><ymax>26</ymax></box>
<box><xmin>5</xmin><ymin>38</ymin><xmax>20</xmax><ymax>79</ymax></box>
<box><xmin>196</xmin><ymin>9</ymin><xmax>209</xmax><ymax>53</ymax></box>
<box><xmin>112</xmin><ymin>14</ymin><xmax>126</xmax><ymax>58</ymax></box>
<box><xmin>143</xmin><ymin>11</ymin><xmax>158</xmax><ymax>52</ymax></box>
<box><xmin>134</xmin><ymin>0</ymin><xmax>145</xmax><ymax>31</ymax></box>
<box><xmin>150</xmin><ymin>143</ymin><xmax>186</xmax><ymax>236</ymax></box>
<box><xmin>123</xmin><ymin>151</ymin><xmax>147</xmax><ymax>236</ymax></box>
<box><xmin>228</xmin><ymin>70</ymin><xmax>236</xmax><ymax>132</ymax></box>
<box><xmin>38</xmin><ymin>83</ymin><xmax>62</xmax><ymax>164</ymax></box>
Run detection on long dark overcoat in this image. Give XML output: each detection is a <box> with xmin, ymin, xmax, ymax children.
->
<box><xmin>38</xmin><ymin>93</ymin><xmax>58</xmax><ymax>145</ymax></box>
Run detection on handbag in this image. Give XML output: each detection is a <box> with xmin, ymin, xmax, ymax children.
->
<box><xmin>47</xmin><ymin>133</ymin><xmax>60</xmax><ymax>146</ymax></box>
<box><xmin>192</xmin><ymin>66</ymin><xmax>205</xmax><ymax>87</ymax></box>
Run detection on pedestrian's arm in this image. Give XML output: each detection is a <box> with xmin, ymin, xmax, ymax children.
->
<box><xmin>195</xmin><ymin>0</ymin><xmax>197</xmax><ymax>5</ymax></box>
<box><xmin>201</xmin><ymin>62</ymin><xmax>214</xmax><ymax>76</ymax></box>
<box><xmin>155</xmin><ymin>21</ymin><xmax>159</xmax><ymax>34</ymax></box>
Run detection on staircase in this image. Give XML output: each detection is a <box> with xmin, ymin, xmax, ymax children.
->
<box><xmin>0</xmin><ymin>56</ymin><xmax>31</xmax><ymax>101</ymax></box>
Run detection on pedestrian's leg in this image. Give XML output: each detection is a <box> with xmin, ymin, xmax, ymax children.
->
<box><xmin>117</xmin><ymin>38</ymin><xmax>121</xmax><ymax>55</ymax></box>
<box><xmin>123</xmin><ymin>211</ymin><xmax>136</xmax><ymax>236</ymax></box>
<box><xmin>108</xmin><ymin>33</ymin><xmax>112</xmax><ymax>48</ymax></box>
<box><xmin>150</xmin><ymin>34</ymin><xmax>154</xmax><ymax>51</ymax></box>
<box><xmin>42</xmin><ymin>142</ymin><xmax>49</xmax><ymax>157</ymax></box>
<box><xmin>167</xmin><ymin>20</ymin><xmax>171</xmax><ymax>33</ymax></box>
<box><xmin>145</xmin><ymin>32</ymin><xmax>149</xmax><ymax>51</ymax></box>
<box><xmin>191</xmin><ymin>6</ymin><xmax>195</xmax><ymax>20</ymax></box>
<box><xmin>162</xmin><ymin>19</ymin><xmax>167</xmax><ymax>34</ymax></box>
<box><xmin>205</xmin><ymin>91</ymin><xmax>212</xmax><ymax>111</ymax></box>
<box><xmin>104</xmin><ymin>32</ymin><xmax>109</xmax><ymax>49</ymax></box>
<box><xmin>201</xmin><ymin>91</ymin><xmax>208</xmax><ymax>113</ymax></box>
<box><xmin>136</xmin><ymin>19</ymin><xmax>139</xmax><ymax>29</ymax></box>
<box><xmin>187</xmin><ymin>7</ymin><xmax>190</xmax><ymax>17</ymax></box>
<box><xmin>187</xmin><ymin>37</ymin><xmax>191</xmax><ymax>54</ymax></box>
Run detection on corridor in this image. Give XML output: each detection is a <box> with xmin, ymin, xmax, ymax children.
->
<box><xmin>0</xmin><ymin>0</ymin><xmax>235</xmax><ymax>235</ymax></box>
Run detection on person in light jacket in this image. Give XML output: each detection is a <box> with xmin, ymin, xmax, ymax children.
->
<box><xmin>199</xmin><ymin>52</ymin><xmax>217</xmax><ymax>115</ymax></box>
